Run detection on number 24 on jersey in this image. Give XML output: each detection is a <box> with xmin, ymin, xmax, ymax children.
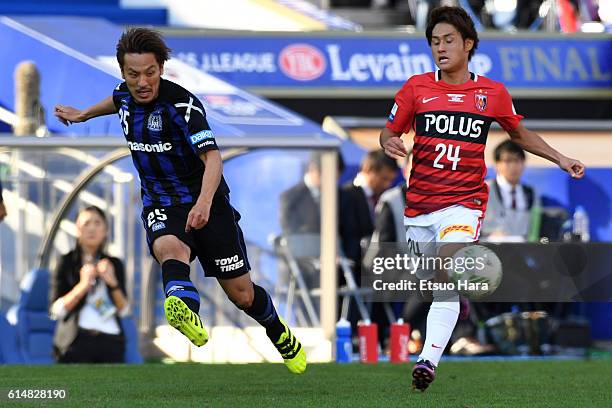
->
<box><xmin>433</xmin><ymin>143</ymin><xmax>461</xmax><ymax>170</ymax></box>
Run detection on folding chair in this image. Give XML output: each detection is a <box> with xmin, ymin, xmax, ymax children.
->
<box><xmin>274</xmin><ymin>233</ymin><xmax>371</xmax><ymax>326</ymax></box>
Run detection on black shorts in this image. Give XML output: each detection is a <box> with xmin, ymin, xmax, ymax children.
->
<box><xmin>141</xmin><ymin>195</ymin><xmax>251</xmax><ymax>279</ymax></box>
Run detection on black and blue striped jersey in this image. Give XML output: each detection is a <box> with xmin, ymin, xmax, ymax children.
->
<box><xmin>112</xmin><ymin>78</ymin><xmax>230</xmax><ymax>207</ymax></box>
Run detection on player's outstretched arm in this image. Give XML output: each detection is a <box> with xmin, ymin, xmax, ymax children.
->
<box><xmin>508</xmin><ymin>123</ymin><xmax>585</xmax><ymax>179</ymax></box>
<box><xmin>54</xmin><ymin>96</ymin><xmax>117</xmax><ymax>126</ymax></box>
<box><xmin>185</xmin><ymin>149</ymin><xmax>223</xmax><ymax>232</ymax></box>
<box><xmin>380</xmin><ymin>127</ymin><xmax>408</xmax><ymax>159</ymax></box>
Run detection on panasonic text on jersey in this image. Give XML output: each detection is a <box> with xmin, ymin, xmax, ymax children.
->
<box><xmin>127</xmin><ymin>141</ymin><xmax>173</xmax><ymax>152</ymax></box>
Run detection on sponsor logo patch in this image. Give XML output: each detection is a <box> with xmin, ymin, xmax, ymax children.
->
<box><xmin>151</xmin><ymin>221</ymin><xmax>166</xmax><ymax>232</ymax></box>
<box><xmin>128</xmin><ymin>141</ymin><xmax>172</xmax><ymax>153</ymax></box>
<box><xmin>388</xmin><ymin>102</ymin><xmax>398</xmax><ymax>122</ymax></box>
<box><xmin>439</xmin><ymin>224</ymin><xmax>475</xmax><ymax>240</ymax></box>
<box><xmin>190</xmin><ymin>130</ymin><xmax>214</xmax><ymax>145</ymax></box>
<box><xmin>423</xmin><ymin>114</ymin><xmax>485</xmax><ymax>139</ymax></box>
<box><xmin>214</xmin><ymin>255</ymin><xmax>245</xmax><ymax>273</ymax></box>
<box><xmin>447</xmin><ymin>93</ymin><xmax>465</xmax><ymax>103</ymax></box>
<box><xmin>197</xmin><ymin>140</ymin><xmax>215</xmax><ymax>149</ymax></box>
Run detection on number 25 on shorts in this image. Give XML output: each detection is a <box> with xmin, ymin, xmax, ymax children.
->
<box><xmin>147</xmin><ymin>209</ymin><xmax>167</xmax><ymax>228</ymax></box>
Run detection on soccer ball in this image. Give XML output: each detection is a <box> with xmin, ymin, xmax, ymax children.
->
<box><xmin>449</xmin><ymin>245</ymin><xmax>502</xmax><ymax>299</ymax></box>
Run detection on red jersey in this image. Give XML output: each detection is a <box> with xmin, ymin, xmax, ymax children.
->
<box><xmin>386</xmin><ymin>71</ymin><xmax>523</xmax><ymax>217</ymax></box>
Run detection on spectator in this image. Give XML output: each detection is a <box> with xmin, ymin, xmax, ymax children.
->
<box><xmin>340</xmin><ymin>149</ymin><xmax>398</xmax><ymax>266</ymax></box>
<box><xmin>371</xmin><ymin>155</ymin><xmax>410</xmax><ymax>244</ymax></box>
<box><xmin>277</xmin><ymin>152</ymin><xmax>344</xmax><ymax>294</ymax></box>
<box><xmin>50</xmin><ymin>206</ymin><xmax>129</xmax><ymax>363</ymax></box>
<box><xmin>340</xmin><ymin>150</ymin><xmax>397</xmax><ymax>338</ymax></box>
<box><xmin>279</xmin><ymin>152</ymin><xmax>344</xmax><ymax>235</ymax></box>
<box><xmin>481</xmin><ymin>140</ymin><xmax>541</xmax><ymax>242</ymax></box>
<box><xmin>514</xmin><ymin>0</ymin><xmax>545</xmax><ymax>28</ymax></box>
<box><xmin>0</xmin><ymin>180</ymin><xmax>6</xmax><ymax>222</ymax></box>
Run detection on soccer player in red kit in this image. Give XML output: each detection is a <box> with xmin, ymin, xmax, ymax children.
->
<box><xmin>380</xmin><ymin>6</ymin><xmax>585</xmax><ymax>391</ymax></box>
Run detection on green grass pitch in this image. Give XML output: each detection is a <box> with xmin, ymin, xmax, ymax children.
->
<box><xmin>1</xmin><ymin>360</ymin><xmax>610</xmax><ymax>407</ymax></box>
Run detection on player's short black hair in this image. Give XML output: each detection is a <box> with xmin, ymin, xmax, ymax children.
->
<box><xmin>116</xmin><ymin>28</ymin><xmax>171</xmax><ymax>69</ymax></box>
<box><xmin>362</xmin><ymin>150</ymin><xmax>398</xmax><ymax>173</ymax></box>
<box><xmin>426</xmin><ymin>6</ymin><xmax>479</xmax><ymax>61</ymax></box>
<box><xmin>494</xmin><ymin>140</ymin><xmax>526</xmax><ymax>162</ymax></box>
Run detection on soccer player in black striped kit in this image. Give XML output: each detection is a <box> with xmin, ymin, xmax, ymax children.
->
<box><xmin>54</xmin><ymin>28</ymin><xmax>306</xmax><ymax>373</ymax></box>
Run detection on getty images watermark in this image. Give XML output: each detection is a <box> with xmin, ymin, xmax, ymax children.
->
<box><xmin>362</xmin><ymin>242</ymin><xmax>612</xmax><ymax>302</ymax></box>
<box><xmin>371</xmin><ymin>251</ymin><xmax>489</xmax><ymax>292</ymax></box>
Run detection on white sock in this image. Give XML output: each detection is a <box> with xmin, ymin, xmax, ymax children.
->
<box><xmin>418</xmin><ymin>294</ymin><xmax>459</xmax><ymax>367</ymax></box>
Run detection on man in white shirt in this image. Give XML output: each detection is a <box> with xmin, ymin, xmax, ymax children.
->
<box><xmin>481</xmin><ymin>140</ymin><xmax>541</xmax><ymax>242</ymax></box>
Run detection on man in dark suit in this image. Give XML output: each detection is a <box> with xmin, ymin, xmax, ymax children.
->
<box><xmin>339</xmin><ymin>150</ymin><xmax>398</xmax><ymax>267</ymax></box>
<box><xmin>339</xmin><ymin>150</ymin><xmax>398</xmax><ymax>337</ymax></box>
<box><xmin>280</xmin><ymin>151</ymin><xmax>346</xmax><ymax>235</ymax></box>
<box><xmin>278</xmin><ymin>152</ymin><xmax>345</xmax><ymax>293</ymax></box>
<box><xmin>280</xmin><ymin>154</ymin><xmax>324</xmax><ymax>235</ymax></box>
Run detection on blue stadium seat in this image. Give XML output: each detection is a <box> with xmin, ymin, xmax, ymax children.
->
<box><xmin>121</xmin><ymin>317</ymin><xmax>143</xmax><ymax>364</ymax></box>
<box><xmin>8</xmin><ymin>269</ymin><xmax>142</xmax><ymax>364</ymax></box>
<box><xmin>10</xmin><ymin>268</ymin><xmax>56</xmax><ymax>364</ymax></box>
<box><xmin>0</xmin><ymin>313</ymin><xmax>24</xmax><ymax>364</ymax></box>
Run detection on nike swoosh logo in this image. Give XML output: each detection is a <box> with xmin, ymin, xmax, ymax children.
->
<box><xmin>431</xmin><ymin>344</ymin><xmax>442</xmax><ymax>349</ymax></box>
<box><xmin>422</xmin><ymin>97</ymin><xmax>439</xmax><ymax>103</ymax></box>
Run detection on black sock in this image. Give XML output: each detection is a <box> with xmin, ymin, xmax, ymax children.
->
<box><xmin>162</xmin><ymin>259</ymin><xmax>200</xmax><ymax>313</ymax></box>
<box><xmin>244</xmin><ymin>284</ymin><xmax>284</xmax><ymax>342</ymax></box>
